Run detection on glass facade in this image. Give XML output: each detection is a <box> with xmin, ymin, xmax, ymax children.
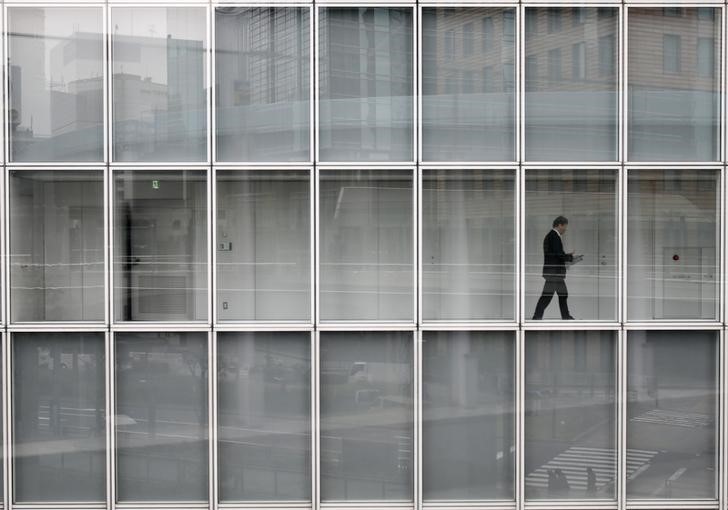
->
<box><xmin>0</xmin><ymin>3</ymin><xmax>725</xmax><ymax>510</ymax></box>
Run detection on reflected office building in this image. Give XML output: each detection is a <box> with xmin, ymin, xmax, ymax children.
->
<box><xmin>0</xmin><ymin>4</ymin><xmax>724</xmax><ymax>510</ymax></box>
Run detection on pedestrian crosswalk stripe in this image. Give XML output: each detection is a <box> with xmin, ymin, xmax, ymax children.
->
<box><xmin>630</xmin><ymin>409</ymin><xmax>712</xmax><ymax>429</ymax></box>
<box><xmin>526</xmin><ymin>446</ymin><xmax>658</xmax><ymax>491</ymax></box>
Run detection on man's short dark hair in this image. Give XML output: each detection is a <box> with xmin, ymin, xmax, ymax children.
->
<box><xmin>553</xmin><ymin>216</ymin><xmax>569</xmax><ymax>228</ymax></box>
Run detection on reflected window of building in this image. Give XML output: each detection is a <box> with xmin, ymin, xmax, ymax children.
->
<box><xmin>215</xmin><ymin>7</ymin><xmax>310</xmax><ymax>163</ymax></box>
<box><xmin>320</xmin><ymin>331</ymin><xmax>413</xmax><ymax>501</ymax></box>
<box><xmin>111</xmin><ymin>7</ymin><xmax>207</xmax><ymax>162</ymax></box>
<box><xmin>218</xmin><ymin>332</ymin><xmax>311</xmax><ymax>501</ymax></box>
<box><xmin>525</xmin><ymin>7</ymin><xmax>618</xmax><ymax>161</ymax></box>
<box><xmin>422</xmin><ymin>170</ymin><xmax>515</xmax><ymax>321</ymax></box>
<box><xmin>525</xmin><ymin>331</ymin><xmax>616</xmax><ymax>500</ymax></box>
<box><xmin>14</xmin><ymin>332</ymin><xmax>105</xmax><ymax>502</ymax></box>
<box><xmin>422</xmin><ymin>8</ymin><xmax>515</xmax><ymax>162</ymax></box>
<box><xmin>525</xmin><ymin>170</ymin><xmax>617</xmax><ymax>321</ymax></box>
<box><xmin>423</xmin><ymin>331</ymin><xmax>515</xmax><ymax>500</ymax></box>
<box><xmin>628</xmin><ymin>8</ymin><xmax>721</xmax><ymax>161</ymax></box>
<box><xmin>627</xmin><ymin>170</ymin><xmax>719</xmax><ymax>321</ymax></box>
<box><xmin>216</xmin><ymin>170</ymin><xmax>310</xmax><ymax>322</ymax></box>
<box><xmin>8</xmin><ymin>7</ymin><xmax>104</xmax><ymax>162</ymax></box>
<box><xmin>627</xmin><ymin>330</ymin><xmax>717</xmax><ymax>499</ymax></box>
<box><xmin>116</xmin><ymin>332</ymin><xmax>208</xmax><ymax>502</ymax></box>
<box><xmin>319</xmin><ymin>170</ymin><xmax>413</xmax><ymax>322</ymax></box>
<box><xmin>318</xmin><ymin>7</ymin><xmax>413</xmax><ymax>162</ymax></box>
<box><xmin>113</xmin><ymin>170</ymin><xmax>208</xmax><ymax>322</ymax></box>
<box><xmin>10</xmin><ymin>170</ymin><xmax>105</xmax><ymax>323</ymax></box>
<box><xmin>663</xmin><ymin>34</ymin><xmax>681</xmax><ymax>73</ymax></box>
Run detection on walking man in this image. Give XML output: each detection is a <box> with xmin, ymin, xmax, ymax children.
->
<box><xmin>532</xmin><ymin>216</ymin><xmax>577</xmax><ymax>320</ymax></box>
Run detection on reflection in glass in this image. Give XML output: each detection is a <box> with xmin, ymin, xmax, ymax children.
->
<box><xmin>112</xmin><ymin>7</ymin><xmax>207</xmax><ymax>162</ymax></box>
<box><xmin>114</xmin><ymin>170</ymin><xmax>208</xmax><ymax>322</ymax></box>
<box><xmin>116</xmin><ymin>332</ymin><xmax>208</xmax><ymax>502</ymax></box>
<box><xmin>215</xmin><ymin>7</ymin><xmax>310</xmax><ymax>162</ymax></box>
<box><xmin>627</xmin><ymin>331</ymin><xmax>717</xmax><ymax>499</ymax></box>
<box><xmin>423</xmin><ymin>331</ymin><xmax>514</xmax><ymax>500</ymax></box>
<box><xmin>627</xmin><ymin>170</ymin><xmax>719</xmax><ymax>320</ymax></box>
<box><xmin>525</xmin><ymin>331</ymin><xmax>616</xmax><ymax>500</ymax></box>
<box><xmin>320</xmin><ymin>332</ymin><xmax>413</xmax><ymax>501</ymax></box>
<box><xmin>628</xmin><ymin>8</ymin><xmax>721</xmax><ymax>161</ymax></box>
<box><xmin>319</xmin><ymin>8</ymin><xmax>414</xmax><ymax>162</ymax></box>
<box><xmin>525</xmin><ymin>170</ymin><xmax>617</xmax><ymax>321</ymax></box>
<box><xmin>319</xmin><ymin>170</ymin><xmax>413</xmax><ymax>321</ymax></box>
<box><xmin>216</xmin><ymin>171</ymin><xmax>310</xmax><ymax>322</ymax></box>
<box><xmin>218</xmin><ymin>332</ymin><xmax>311</xmax><ymax>501</ymax></box>
<box><xmin>525</xmin><ymin>8</ymin><xmax>617</xmax><ymax>161</ymax></box>
<box><xmin>422</xmin><ymin>170</ymin><xmax>515</xmax><ymax>320</ymax></box>
<box><xmin>422</xmin><ymin>8</ymin><xmax>515</xmax><ymax>161</ymax></box>
<box><xmin>8</xmin><ymin>7</ymin><xmax>104</xmax><ymax>162</ymax></box>
<box><xmin>10</xmin><ymin>171</ymin><xmax>104</xmax><ymax>322</ymax></box>
<box><xmin>14</xmin><ymin>333</ymin><xmax>105</xmax><ymax>502</ymax></box>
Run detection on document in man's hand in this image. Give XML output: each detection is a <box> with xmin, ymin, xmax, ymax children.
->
<box><xmin>567</xmin><ymin>254</ymin><xmax>584</xmax><ymax>267</ymax></box>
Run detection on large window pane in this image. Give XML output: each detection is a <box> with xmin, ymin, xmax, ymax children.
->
<box><xmin>628</xmin><ymin>8</ymin><xmax>721</xmax><ymax>161</ymax></box>
<box><xmin>8</xmin><ymin>7</ymin><xmax>104</xmax><ymax>162</ymax></box>
<box><xmin>217</xmin><ymin>171</ymin><xmax>310</xmax><ymax>322</ymax></box>
<box><xmin>526</xmin><ymin>170</ymin><xmax>617</xmax><ymax>321</ymax></box>
<box><xmin>627</xmin><ymin>331</ymin><xmax>717</xmax><ymax>499</ymax></box>
<box><xmin>114</xmin><ymin>170</ymin><xmax>208</xmax><ymax>322</ymax></box>
<box><xmin>215</xmin><ymin>7</ymin><xmax>310</xmax><ymax>162</ymax></box>
<box><xmin>627</xmin><ymin>170</ymin><xmax>719</xmax><ymax>320</ymax></box>
<box><xmin>112</xmin><ymin>7</ymin><xmax>207</xmax><ymax>162</ymax></box>
<box><xmin>423</xmin><ymin>170</ymin><xmax>515</xmax><ymax>320</ymax></box>
<box><xmin>10</xmin><ymin>171</ymin><xmax>104</xmax><ymax>322</ymax></box>
<box><xmin>218</xmin><ymin>332</ymin><xmax>311</xmax><ymax>501</ymax></box>
<box><xmin>423</xmin><ymin>331</ymin><xmax>514</xmax><ymax>500</ymax></box>
<box><xmin>525</xmin><ymin>8</ymin><xmax>617</xmax><ymax>161</ymax></box>
<box><xmin>319</xmin><ymin>8</ymin><xmax>413</xmax><ymax>162</ymax></box>
<box><xmin>525</xmin><ymin>331</ymin><xmax>616</xmax><ymax>500</ymax></box>
<box><xmin>14</xmin><ymin>332</ymin><xmax>105</xmax><ymax>502</ymax></box>
<box><xmin>422</xmin><ymin>8</ymin><xmax>515</xmax><ymax>161</ymax></box>
<box><xmin>116</xmin><ymin>332</ymin><xmax>208</xmax><ymax>502</ymax></box>
<box><xmin>319</xmin><ymin>170</ymin><xmax>413</xmax><ymax>321</ymax></box>
<box><xmin>320</xmin><ymin>331</ymin><xmax>413</xmax><ymax>501</ymax></box>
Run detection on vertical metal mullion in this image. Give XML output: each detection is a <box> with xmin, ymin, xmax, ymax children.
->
<box><xmin>206</xmin><ymin>165</ymin><xmax>213</xmax><ymax>328</ymax></box>
<box><xmin>413</xmin><ymin>329</ymin><xmax>421</xmax><ymax>510</ymax></box>
<box><xmin>3</xmin><ymin>332</ymin><xmax>10</xmax><ymax>510</ymax></box>
<box><xmin>208</xmin><ymin>331</ymin><xmax>217</xmax><ymax>510</ymax></box>
<box><xmin>517</xmin><ymin>4</ymin><xmax>524</xmax><ymax>166</ymax></box>
<box><xmin>105</xmin><ymin>330</ymin><xmax>115</xmax><ymax>510</ymax></box>
<box><xmin>205</xmin><ymin>4</ymin><xmax>212</xmax><ymax>167</ymax></box>
<box><xmin>412</xmin><ymin>4</ymin><xmax>418</xmax><ymax>167</ymax></box>
<box><xmin>517</xmin><ymin>4</ymin><xmax>525</xmax><ymax>324</ymax></box>
<box><xmin>312</xmin><ymin>330</ymin><xmax>320</xmax><ymax>510</ymax></box>
<box><xmin>416</xmin><ymin>6</ymin><xmax>423</xmax><ymax>328</ymax></box>
<box><xmin>718</xmin><ymin>327</ymin><xmax>725</xmax><ymax>509</ymax></box>
<box><xmin>515</xmin><ymin>328</ymin><xmax>525</xmax><ymax>510</ymax></box>
<box><xmin>619</xmin><ymin>3</ymin><xmax>626</xmax><ymax>166</ymax></box>
<box><xmin>314</xmin><ymin>5</ymin><xmax>321</xmax><ymax>166</ymax></box>
<box><xmin>313</xmin><ymin>6</ymin><xmax>320</xmax><ymax>328</ymax></box>
<box><xmin>618</xmin><ymin>328</ymin><xmax>627</xmax><ymax>510</ymax></box>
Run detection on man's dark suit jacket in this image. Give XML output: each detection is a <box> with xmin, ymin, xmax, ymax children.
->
<box><xmin>542</xmin><ymin>229</ymin><xmax>573</xmax><ymax>280</ymax></box>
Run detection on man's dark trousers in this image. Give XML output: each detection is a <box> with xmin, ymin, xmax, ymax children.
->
<box><xmin>533</xmin><ymin>276</ymin><xmax>570</xmax><ymax>319</ymax></box>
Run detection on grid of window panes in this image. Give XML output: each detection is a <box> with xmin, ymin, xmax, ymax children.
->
<box><xmin>0</xmin><ymin>2</ymin><xmax>723</xmax><ymax>510</ymax></box>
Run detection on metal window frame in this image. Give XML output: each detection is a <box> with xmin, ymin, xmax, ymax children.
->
<box><xmin>0</xmin><ymin>3</ymin><xmax>723</xmax><ymax>510</ymax></box>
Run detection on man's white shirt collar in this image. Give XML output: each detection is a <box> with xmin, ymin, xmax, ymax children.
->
<box><xmin>552</xmin><ymin>228</ymin><xmax>562</xmax><ymax>238</ymax></box>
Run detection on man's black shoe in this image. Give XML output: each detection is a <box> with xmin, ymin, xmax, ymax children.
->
<box><xmin>563</xmin><ymin>315</ymin><xmax>576</xmax><ymax>320</ymax></box>
<box><xmin>531</xmin><ymin>316</ymin><xmax>542</xmax><ymax>320</ymax></box>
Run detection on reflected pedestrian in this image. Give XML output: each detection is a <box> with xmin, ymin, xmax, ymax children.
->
<box><xmin>586</xmin><ymin>466</ymin><xmax>597</xmax><ymax>496</ymax></box>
